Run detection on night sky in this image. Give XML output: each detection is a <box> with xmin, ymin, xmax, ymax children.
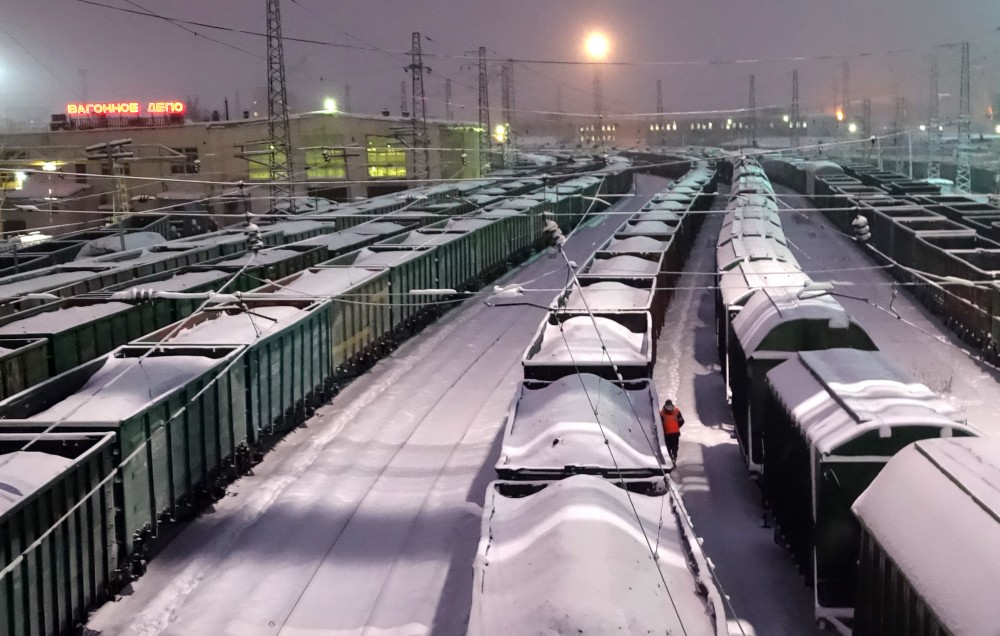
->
<box><xmin>3</xmin><ymin>0</ymin><xmax>999</xmax><ymax>126</ymax></box>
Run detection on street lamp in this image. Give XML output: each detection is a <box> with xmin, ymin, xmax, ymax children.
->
<box><xmin>583</xmin><ymin>32</ymin><xmax>610</xmax><ymax>60</ymax></box>
<box><xmin>584</xmin><ymin>30</ymin><xmax>611</xmax><ymax>149</ymax></box>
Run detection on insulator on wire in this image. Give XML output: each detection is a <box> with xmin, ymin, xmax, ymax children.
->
<box><xmin>852</xmin><ymin>214</ymin><xmax>871</xmax><ymax>243</ymax></box>
<box><xmin>543</xmin><ymin>215</ymin><xmax>566</xmax><ymax>249</ymax></box>
<box><xmin>246</xmin><ymin>222</ymin><xmax>263</xmax><ymax>252</ymax></box>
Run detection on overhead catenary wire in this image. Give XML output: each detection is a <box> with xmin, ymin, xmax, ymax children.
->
<box><xmin>63</xmin><ymin>1</ymin><xmax>978</xmax><ymax>69</ymax></box>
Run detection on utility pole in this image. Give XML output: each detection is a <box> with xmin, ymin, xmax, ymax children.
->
<box><xmin>792</xmin><ymin>69</ymin><xmax>800</xmax><ymax>148</ymax></box>
<box><xmin>862</xmin><ymin>98</ymin><xmax>872</xmax><ymax>137</ymax></box>
<box><xmin>656</xmin><ymin>79</ymin><xmax>665</xmax><ymax>143</ymax></box>
<box><xmin>928</xmin><ymin>55</ymin><xmax>941</xmax><ymax>179</ymax></box>
<box><xmin>500</xmin><ymin>59</ymin><xmax>516</xmax><ymax>167</ymax></box>
<box><xmin>957</xmin><ymin>41</ymin><xmax>972</xmax><ymax>192</ymax></box>
<box><xmin>408</xmin><ymin>32</ymin><xmax>430</xmax><ymax>181</ymax></box>
<box><xmin>749</xmin><ymin>74</ymin><xmax>757</xmax><ymax>147</ymax></box>
<box><xmin>478</xmin><ymin>46</ymin><xmax>491</xmax><ymax>174</ymax></box>
<box><xmin>593</xmin><ymin>69</ymin><xmax>603</xmax><ymax>117</ymax></box>
<box><xmin>894</xmin><ymin>97</ymin><xmax>906</xmax><ymax>134</ymax></box>
<box><xmin>445</xmin><ymin>78</ymin><xmax>453</xmax><ymax>121</ymax></box>
<box><xmin>265</xmin><ymin>0</ymin><xmax>293</xmax><ymax>213</ymax></box>
<box><xmin>86</xmin><ymin>139</ymin><xmax>134</xmax><ymax>251</ymax></box>
<box><xmin>400</xmin><ymin>81</ymin><xmax>408</xmax><ymax>117</ymax></box>
<box><xmin>842</xmin><ymin>61</ymin><xmax>850</xmax><ymax>123</ymax></box>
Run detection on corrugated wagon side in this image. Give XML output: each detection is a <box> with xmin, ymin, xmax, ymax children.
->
<box><xmin>135</xmin><ymin>299</ymin><xmax>333</xmax><ymax>442</ymax></box>
<box><xmin>0</xmin><ymin>344</ymin><xmax>248</xmax><ymax>562</ymax></box>
<box><xmin>0</xmin><ymin>432</ymin><xmax>117</xmax><ymax>636</ymax></box>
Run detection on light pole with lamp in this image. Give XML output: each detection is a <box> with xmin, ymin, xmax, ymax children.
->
<box><xmin>584</xmin><ymin>31</ymin><xmax>611</xmax><ymax>152</ymax></box>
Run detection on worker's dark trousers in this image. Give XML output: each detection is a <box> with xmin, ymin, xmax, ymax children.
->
<box><xmin>665</xmin><ymin>433</ymin><xmax>680</xmax><ymax>463</ymax></box>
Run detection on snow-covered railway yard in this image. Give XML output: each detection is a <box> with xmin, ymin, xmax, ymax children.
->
<box><xmin>87</xmin><ymin>176</ymin><xmax>1000</xmax><ymax>636</ymax></box>
<box><xmin>88</xmin><ymin>176</ymin><xmax>673</xmax><ymax>636</ymax></box>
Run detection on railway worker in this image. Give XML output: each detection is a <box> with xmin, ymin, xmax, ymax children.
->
<box><xmin>659</xmin><ymin>399</ymin><xmax>685</xmax><ymax>464</ymax></box>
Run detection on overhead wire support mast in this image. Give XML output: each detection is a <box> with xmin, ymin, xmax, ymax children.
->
<box><xmin>656</xmin><ymin>79</ymin><xmax>665</xmax><ymax>144</ymax></box>
<box><xmin>265</xmin><ymin>0</ymin><xmax>294</xmax><ymax>213</ymax></box>
<box><xmin>501</xmin><ymin>59</ymin><xmax>515</xmax><ymax>168</ymax></box>
<box><xmin>749</xmin><ymin>74</ymin><xmax>756</xmax><ymax>147</ymax></box>
<box><xmin>408</xmin><ymin>32</ymin><xmax>431</xmax><ymax>182</ymax></box>
<box><xmin>956</xmin><ymin>41</ymin><xmax>972</xmax><ymax>193</ymax></box>
<box><xmin>928</xmin><ymin>54</ymin><xmax>941</xmax><ymax>180</ymax></box>
<box><xmin>478</xmin><ymin>46</ymin><xmax>491</xmax><ymax>175</ymax></box>
<box><xmin>791</xmin><ymin>69</ymin><xmax>800</xmax><ymax>148</ymax></box>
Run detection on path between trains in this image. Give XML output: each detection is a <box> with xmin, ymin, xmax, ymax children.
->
<box><xmin>653</xmin><ymin>187</ymin><xmax>825</xmax><ymax>636</ymax></box>
<box><xmin>87</xmin><ymin>174</ymin><xmax>672</xmax><ymax>636</ymax></box>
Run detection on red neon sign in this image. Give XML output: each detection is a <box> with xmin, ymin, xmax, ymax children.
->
<box><xmin>65</xmin><ymin>101</ymin><xmax>186</xmax><ymax>117</ymax></box>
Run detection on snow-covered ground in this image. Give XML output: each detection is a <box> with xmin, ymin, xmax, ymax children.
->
<box><xmin>653</xmin><ymin>194</ymin><xmax>825</xmax><ymax>636</ymax></box>
<box><xmin>87</xmin><ymin>175</ymin><xmax>671</xmax><ymax>636</ymax></box>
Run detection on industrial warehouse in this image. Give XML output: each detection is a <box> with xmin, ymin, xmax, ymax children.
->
<box><xmin>2</xmin><ymin>2</ymin><xmax>1000</xmax><ymax>636</ymax></box>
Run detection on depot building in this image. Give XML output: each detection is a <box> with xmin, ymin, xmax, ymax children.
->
<box><xmin>0</xmin><ymin>100</ymin><xmax>484</xmax><ymax>234</ymax></box>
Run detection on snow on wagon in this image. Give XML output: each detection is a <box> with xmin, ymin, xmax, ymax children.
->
<box><xmin>469</xmin><ymin>475</ymin><xmax>727</xmax><ymax>636</ymax></box>
<box><xmin>761</xmin><ymin>348</ymin><xmax>977</xmax><ymax>633</ymax></box>
<box><xmin>495</xmin><ymin>374</ymin><xmax>669</xmax><ymax>482</ymax></box>
<box><xmin>852</xmin><ymin>438</ymin><xmax>1000</xmax><ymax>636</ymax></box>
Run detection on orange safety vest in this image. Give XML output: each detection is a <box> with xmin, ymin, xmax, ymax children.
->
<box><xmin>661</xmin><ymin>408</ymin><xmax>683</xmax><ymax>435</ymax></box>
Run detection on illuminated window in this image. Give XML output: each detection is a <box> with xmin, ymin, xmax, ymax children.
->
<box><xmin>367</xmin><ymin>135</ymin><xmax>407</xmax><ymax>179</ymax></box>
<box><xmin>305</xmin><ymin>148</ymin><xmax>347</xmax><ymax>180</ymax></box>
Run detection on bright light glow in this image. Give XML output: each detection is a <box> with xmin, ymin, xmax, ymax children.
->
<box><xmin>584</xmin><ymin>32</ymin><xmax>611</xmax><ymax>60</ymax></box>
<box><xmin>13</xmin><ymin>171</ymin><xmax>26</xmax><ymax>190</ymax></box>
<box><xmin>919</xmin><ymin>124</ymin><xmax>927</xmax><ymax>131</ymax></box>
<box><xmin>782</xmin><ymin>114</ymin><xmax>790</xmax><ymax>123</ymax></box>
<box><xmin>848</xmin><ymin>122</ymin><xmax>858</xmax><ymax>133</ymax></box>
<box><xmin>995</xmin><ymin>124</ymin><xmax>1000</xmax><ymax>135</ymax></box>
<box><xmin>494</xmin><ymin>123</ymin><xmax>508</xmax><ymax>143</ymax></box>
<box><xmin>835</xmin><ymin>109</ymin><xmax>844</xmax><ymax>122</ymax></box>
<box><xmin>40</xmin><ymin>162</ymin><xmax>58</xmax><ymax>172</ymax></box>
<box><xmin>938</xmin><ymin>125</ymin><xmax>944</xmax><ymax>132</ymax></box>
<box><xmin>323</xmin><ymin>97</ymin><xmax>337</xmax><ymax>113</ymax></box>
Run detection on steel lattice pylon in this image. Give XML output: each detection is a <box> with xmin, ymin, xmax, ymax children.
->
<box><xmin>655</xmin><ymin>79</ymin><xmax>665</xmax><ymax>144</ymax></box>
<box><xmin>478</xmin><ymin>47</ymin><xmax>491</xmax><ymax>174</ymax></box>
<box><xmin>500</xmin><ymin>59</ymin><xmax>516</xmax><ymax>167</ymax></box>
<box><xmin>409</xmin><ymin>32</ymin><xmax>430</xmax><ymax>181</ymax></box>
<box><xmin>265</xmin><ymin>0</ymin><xmax>293</xmax><ymax>212</ymax></box>
<box><xmin>956</xmin><ymin>41</ymin><xmax>972</xmax><ymax>193</ymax></box>
<box><xmin>791</xmin><ymin>70</ymin><xmax>800</xmax><ymax>148</ymax></box>
<box><xmin>928</xmin><ymin>55</ymin><xmax>941</xmax><ymax>180</ymax></box>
